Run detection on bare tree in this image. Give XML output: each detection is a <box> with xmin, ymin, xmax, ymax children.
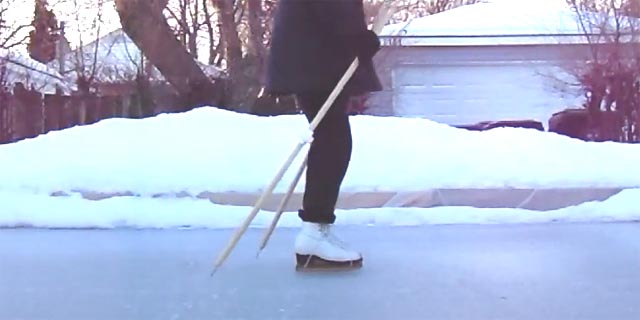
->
<box><xmin>201</xmin><ymin>0</ymin><xmax>222</xmax><ymax>65</ymax></box>
<box><xmin>212</xmin><ymin>0</ymin><xmax>242</xmax><ymax>76</ymax></box>
<box><xmin>364</xmin><ymin>0</ymin><xmax>480</xmax><ymax>24</ymax></box>
<box><xmin>61</xmin><ymin>0</ymin><xmax>108</xmax><ymax>93</ymax></box>
<box><xmin>164</xmin><ymin>0</ymin><xmax>210</xmax><ymax>59</ymax></box>
<box><xmin>207</xmin><ymin>0</ymin><xmax>269</xmax><ymax>112</ymax></box>
<box><xmin>115</xmin><ymin>0</ymin><xmax>221</xmax><ymax>109</ymax></box>
<box><xmin>559</xmin><ymin>0</ymin><xmax>640</xmax><ymax>142</ymax></box>
<box><xmin>0</xmin><ymin>0</ymin><xmax>32</xmax><ymax>49</ymax></box>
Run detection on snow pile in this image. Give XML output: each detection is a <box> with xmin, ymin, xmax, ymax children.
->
<box><xmin>1</xmin><ymin>107</ymin><xmax>640</xmax><ymax>198</ymax></box>
<box><xmin>0</xmin><ymin>49</ymin><xmax>74</xmax><ymax>94</ymax></box>
<box><xmin>1</xmin><ymin>107</ymin><xmax>640</xmax><ymax>229</ymax></box>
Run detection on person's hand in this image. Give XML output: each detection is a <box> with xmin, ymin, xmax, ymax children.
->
<box><xmin>358</xmin><ymin>30</ymin><xmax>381</xmax><ymax>60</ymax></box>
<box><xmin>346</xmin><ymin>30</ymin><xmax>381</xmax><ymax>61</ymax></box>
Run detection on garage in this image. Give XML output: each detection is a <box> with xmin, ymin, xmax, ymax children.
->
<box><xmin>391</xmin><ymin>62</ymin><xmax>579</xmax><ymax>126</ymax></box>
<box><xmin>368</xmin><ymin>0</ymin><xmax>592</xmax><ymax>127</ymax></box>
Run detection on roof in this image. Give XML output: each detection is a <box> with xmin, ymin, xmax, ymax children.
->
<box><xmin>0</xmin><ymin>49</ymin><xmax>74</xmax><ymax>94</ymax></box>
<box><xmin>380</xmin><ymin>0</ymin><xmax>640</xmax><ymax>46</ymax></box>
<box><xmin>50</xmin><ymin>29</ymin><xmax>226</xmax><ymax>85</ymax></box>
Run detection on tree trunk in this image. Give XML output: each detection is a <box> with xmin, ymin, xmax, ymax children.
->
<box><xmin>202</xmin><ymin>0</ymin><xmax>218</xmax><ymax>65</ymax></box>
<box><xmin>211</xmin><ymin>0</ymin><xmax>248</xmax><ymax>110</ymax></box>
<box><xmin>188</xmin><ymin>0</ymin><xmax>199</xmax><ymax>58</ymax></box>
<box><xmin>247</xmin><ymin>0</ymin><xmax>265</xmax><ymax>60</ymax></box>
<box><xmin>114</xmin><ymin>0</ymin><xmax>222</xmax><ymax>110</ymax></box>
<box><xmin>213</xmin><ymin>0</ymin><xmax>242</xmax><ymax>76</ymax></box>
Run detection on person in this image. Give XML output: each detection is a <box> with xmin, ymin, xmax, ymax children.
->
<box><xmin>264</xmin><ymin>0</ymin><xmax>382</xmax><ymax>271</ymax></box>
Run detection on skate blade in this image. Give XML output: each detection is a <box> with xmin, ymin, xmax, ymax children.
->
<box><xmin>295</xmin><ymin>254</ymin><xmax>363</xmax><ymax>272</ymax></box>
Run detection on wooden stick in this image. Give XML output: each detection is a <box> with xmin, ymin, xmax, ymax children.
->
<box><xmin>256</xmin><ymin>154</ymin><xmax>308</xmax><ymax>256</ymax></box>
<box><xmin>211</xmin><ymin>141</ymin><xmax>307</xmax><ymax>275</ymax></box>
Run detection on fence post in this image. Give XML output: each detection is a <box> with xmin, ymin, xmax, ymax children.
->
<box><xmin>60</xmin><ymin>95</ymin><xmax>71</xmax><ymax>129</ymax></box>
<box><xmin>78</xmin><ymin>97</ymin><xmax>87</xmax><ymax>125</ymax></box>
<box><xmin>0</xmin><ymin>89</ymin><xmax>8</xmax><ymax>144</ymax></box>
<box><xmin>30</xmin><ymin>89</ymin><xmax>45</xmax><ymax>138</ymax></box>
<box><xmin>12</xmin><ymin>83</ymin><xmax>28</xmax><ymax>141</ymax></box>
<box><xmin>122</xmin><ymin>94</ymin><xmax>131</xmax><ymax>118</ymax></box>
<box><xmin>44</xmin><ymin>92</ymin><xmax>67</xmax><ymax>132</ymax></box>
<box><xmin>104</xmin><ymin>95</ymin><xmax>117</xmax><ymax>119</ymax></box>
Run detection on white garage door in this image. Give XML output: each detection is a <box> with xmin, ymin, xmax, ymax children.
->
<box><xmin>392</xmin><ymin>62</ymin><xmax>583</xmax><ymax>127</ymax></box>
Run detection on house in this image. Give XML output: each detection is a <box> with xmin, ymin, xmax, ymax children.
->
<box><xmin>50</xmin><ymin>28</ymin><xmax>226</xmax><ymax>95</ymax></box>
<box><xmin>370</xmin><ymin>0</ymin><xmax>634</xmax><ymax>127</ymax></box>
<box><xmin>0</xmin><ymin>48</ymin><xmax>73</xmax><ymax>94</ymax></box>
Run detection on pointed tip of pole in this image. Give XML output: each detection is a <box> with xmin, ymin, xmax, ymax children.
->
<box><xmin>256</xmin><ymin>248</ymin><xmax>264</xmax><ymax>259</ymax></box>
<box><xmin>210</xmin><ymin>267</ymin><xmax>219</xmax><ymax>277</ymax></box>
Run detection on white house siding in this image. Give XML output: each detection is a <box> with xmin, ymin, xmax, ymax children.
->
<box><xmin>50</xmin><ymin>29</ymin><xmax>226</xmax><ymax>86</ymax></box>
<box><xmin>367</xmin><ymin>44</ymin><xmax>591</xmax><ymax>127</ymax></box>
<box><xmin>0</xmin><ymin>49</ymin><xmax>74</xmax><ymax>94</ymax></box>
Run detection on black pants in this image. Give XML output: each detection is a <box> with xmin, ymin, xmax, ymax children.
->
<box><xmin>295</xmin><ymin>92</ymin><xmax>352</xmax><ymax>224</ymax></box>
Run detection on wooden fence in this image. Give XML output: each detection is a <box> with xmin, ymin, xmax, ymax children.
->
<box><xmin>0</xmin><ymin>85</ymin><xmax>183</xmax><ymax>145</ymax></box>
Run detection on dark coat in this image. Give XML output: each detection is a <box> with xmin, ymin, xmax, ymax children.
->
<box><xmin>264</xmin><ymin>0</ymin><xmax>382</xmax><ymax>96</ymax></box>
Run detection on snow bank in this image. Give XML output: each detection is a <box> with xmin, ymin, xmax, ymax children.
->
<box><xmin>2</xmin><ymin>107</ymin><xmax>639</xmax><ymax>229</ymax></box>
<box><xmin>1</xmin><ymin>188</ymin><xmax>638</xmax><ymax>229</ymax></box>
<box><xmin>1</xmin><ymin>107</ymin><xmax>640</xmax><ymax>198</ymax></box>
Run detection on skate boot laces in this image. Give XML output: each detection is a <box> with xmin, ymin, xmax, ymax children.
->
<box><xmin>319</xmin><ymin>224</ymin><xmax>350</xmax><ymax>249</ymax></box>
